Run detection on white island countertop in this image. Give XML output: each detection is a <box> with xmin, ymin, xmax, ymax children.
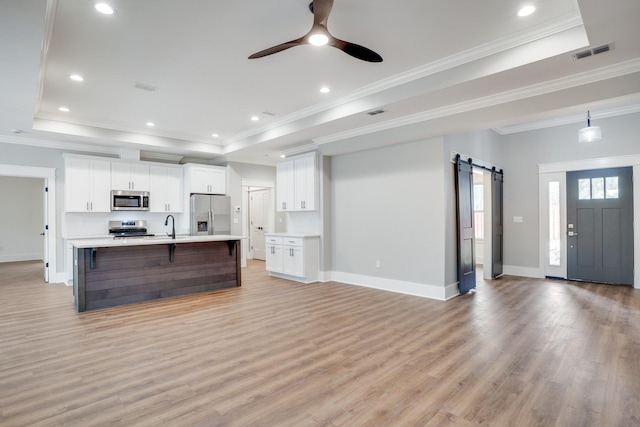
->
<box><xmin>70</xmin><ymin>235</ymin><xmax>246</xmax><ymax>249</ymax></box>
<box><xmin>264</xmin><ymin>233</ymin><xmax>320</xmax><ymax>238</ymax></box>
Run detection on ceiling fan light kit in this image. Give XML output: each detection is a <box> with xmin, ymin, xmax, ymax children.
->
<box><xmin>248</xmin><ymin>0</ymin><xmax>382</xmax><ymax>62</ymax></box>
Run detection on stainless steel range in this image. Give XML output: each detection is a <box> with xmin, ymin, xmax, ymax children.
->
<box><xmin>108</xmin><ymin>220</ymin><xmax>155</xmax><ymax>239</ymax></box>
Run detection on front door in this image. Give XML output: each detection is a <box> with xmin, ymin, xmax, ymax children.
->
<box><xmin>567</xmin><ymin>167</ymin><xmax>634</xmax><ymax>285</ymax></box>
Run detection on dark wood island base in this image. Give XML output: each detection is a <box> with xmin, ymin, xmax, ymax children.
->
<box><xmin>73</xmin><ymin>240</ymin><xmax>241</xmax><ymax>312</ymax></box>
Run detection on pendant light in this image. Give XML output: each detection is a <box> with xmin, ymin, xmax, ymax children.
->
<box><xmin>578</xmin><ymin>110</ymin><xmax>601</xmax><ymax>142</ymax></box>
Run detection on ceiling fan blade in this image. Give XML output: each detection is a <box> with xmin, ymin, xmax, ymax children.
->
<box><xmin>332</xmin><ymin>38</ymin><xmax>383</xmax><ymax>62</ymax></box>
<box><xmin>248</xmin><ymin>38</ymin><xmax>305</xmax><ymax>59</ymax></box>
<box><xmin>312</xmin><ymin>0</ymin><xmax>333</xmax><ymax>26</ymax></box>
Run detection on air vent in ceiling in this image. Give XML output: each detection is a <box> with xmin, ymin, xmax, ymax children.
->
<box><xmin>592</xmin><ymin>44</ymin><xmax>611</xmax><ymax>55</ymax></box>
<box><xmin>367</xmin><ymin>109</ymin><xmax>386</xmax><ymax>116</ymax></box>
<box><xmin>262</xmin><ymin>110</ymin><xmax>276</xmax><ymax>116</ymax></box>
<box><xmin>572</xmin><ymin>43</ymin><xmax>614</xmax><ymax>61</ymax></box>
<box><xmin>134</xmin><ymin>82</ymin><xmax>159</xmax><ymax>92</ymax></box>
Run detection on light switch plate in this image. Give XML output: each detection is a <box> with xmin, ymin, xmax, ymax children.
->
<box><xmin>513</xmin><ymin>216</ymin><xmax>523</xmax><ymax>223</ymax></box>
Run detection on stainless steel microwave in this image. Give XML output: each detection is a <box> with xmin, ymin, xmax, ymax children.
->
<box><xmin>111</xmin><ymin>190</ymin><xmax>150</xmax><ymax>211</ymax></box>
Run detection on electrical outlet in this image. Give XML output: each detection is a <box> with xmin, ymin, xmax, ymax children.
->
<box><xmin>375</xmin><ymin>260</ymin><xmax>381</xmax><ymax>268</ymax></box>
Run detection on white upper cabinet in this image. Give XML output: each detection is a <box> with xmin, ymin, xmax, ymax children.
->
<box><xmin>276</xmin><ymin>161</ymin><xmax>295</xmax><ymax>212</ymax></box>
<box><xmin>276</xmin><ymin>152</ymin><xmax>318</xmax><ymax>212</ymax></box>
<box><xmin>65</xmin><ymin>158</ymin><xmax>111</xmax><ymax>212</ymax></box>
<box><xmin>149</xmin><ymin>165</ymin><xmax>184</xmax><ymax>212</ymax></box>
<box><xmin>111</xmin><ymin>162</ymin><xmax>150</xmax><ymax>191</ymax></box>
<box><xmin>294</xmin><ymin>155</ymin><xmax>317</xmax><ymax>211</ymax></box>
<box><xmin>184</xmin><ymin>164</ymin><xmax>226</xmax><ymax>194</ymax></box>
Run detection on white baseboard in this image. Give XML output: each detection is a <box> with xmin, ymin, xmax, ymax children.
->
<box><xmin>503</xmin><ymin>265</ymin><xmax>544</xmax><ymax>278</ymax></box>
<box><xmin>0</xmin><ymin>253</ymin><xmax>43</xmax><ymax>263</ymax></box>
<box><xmin>328</xmin><ymin>271</ymin><xmax>453</xmax><ymax>301</ymax></box>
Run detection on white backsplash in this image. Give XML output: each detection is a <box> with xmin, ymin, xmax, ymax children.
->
<box><xmin>286</xmin><ymin>211</ymin><xmax>321</xmax><ymax>235</ymax></box>
<box><xmin>64</xmin><ymin>212</ymin><xmax>187</xmax><ymax>238</ymax></box>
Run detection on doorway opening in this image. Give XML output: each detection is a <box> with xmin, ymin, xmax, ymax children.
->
<box><xmin>453</xmin><ymin>153</ymin><xmax>504</xmax><ymax>295</ymax></box>
<box><xmin>241</xmin><ymin>180</ymin><xmax>275</xmax><ymax>263</ymax></box>
<box><xmin>0</xmin><ymin>164</ymin><xmax>57</xmax><ymax>283</ymax></box>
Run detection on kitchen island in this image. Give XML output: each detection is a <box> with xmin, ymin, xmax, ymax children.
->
<box><xmin>72</xmin><ymin>235</ymin><xmax>243</xmax><ymax>312</ymax></box>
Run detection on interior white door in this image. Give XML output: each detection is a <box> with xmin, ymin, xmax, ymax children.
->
<box><xmin>250</xmin><ymin>189</ymin><xmax>269</xmax><ymax>260</ymax></box>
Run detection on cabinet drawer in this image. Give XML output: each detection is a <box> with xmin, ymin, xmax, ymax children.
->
<box><xmin>283</xmin><ymin>237</ymin><xmax>303</xmax><ymax>247</ymax></box>
<box><xmin>266</xmin><ymin>236</ymin><xmax>283</xmax><ymax>245</ymax></box>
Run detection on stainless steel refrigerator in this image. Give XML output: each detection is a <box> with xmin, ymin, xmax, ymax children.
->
<box><xmin>190</xmin><ymin>194</ymin><xmax>231</xmax><ymax>235</ymax></box>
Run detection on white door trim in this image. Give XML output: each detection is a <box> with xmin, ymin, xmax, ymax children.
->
<box><xmin>538</xmin><ymin>155</ymin><xmax>640</xmax><ymax>289</ymax></box>
<box><xmin>0</xmin><ymin>164</ymin><xmax>59</xmax><ymax>283</ymax></box>
<box><xmin>241</xmin><ymin>179</ymin><xmax>275</xmax><ymax>262</ymax></box>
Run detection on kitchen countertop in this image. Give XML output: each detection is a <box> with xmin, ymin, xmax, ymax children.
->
<box><xmin>264</xmin><ymin>233</ymin><xmax>320</xmax><ymax>238</ymax></box>
<box><xmin>70</xmin><ymin>234</ymin><xmax>246</xmax><ymax>248</ymax></box>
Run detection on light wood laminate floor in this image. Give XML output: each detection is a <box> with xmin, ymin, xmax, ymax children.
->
<box><xmin>1</xmin><ymin>260</ymin><xmax>639</xmax><ymax>426</ymax></box>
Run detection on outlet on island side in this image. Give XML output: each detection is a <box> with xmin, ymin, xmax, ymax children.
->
<box><xmin>375</xmin><ymin>260</ymin><xmax>381</xmax><ymax>268</ymax></box>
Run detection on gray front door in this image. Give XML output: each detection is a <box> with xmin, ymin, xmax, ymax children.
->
<box><xmin>567</xmin><ymin>167</ymin><xmax>634</xmax><ymax>285</ymax></box>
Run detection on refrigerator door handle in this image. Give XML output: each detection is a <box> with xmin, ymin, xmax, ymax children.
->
<box><xmin>209</xmin><ymin>209</ymin><xmax>214</xmax><ymax>235</ymax></box>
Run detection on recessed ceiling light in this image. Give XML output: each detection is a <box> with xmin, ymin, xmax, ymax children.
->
<box><xmin>211</xmin><ymin>133</ymin><xmax>219</xmax><ymax>138</ymax></box>
<box><xmin>59</xmin><ymin>107</ymin><xmax>70</xmax><ymax>112</ymax></box>
<box><xmin>517</xmin><ymin>5</ymin><xmax>536</xmax><ymax>17</ymax></box>
<box><xmin>280</xmin><ymin>154</ymin><xmax>286</xmax><ymax>158</ymax></box>
<box><xmin>69</xmin><ymin>74</ymin><xmax>84</xmax><ymax>82</ymax></box>
<box><xmin>251</xmin><ymin>116</ymin><xmax>259</xmax><ymax>121</ymax></box>
<box><xmin>95</xmin><ymin>3</ymin><xmax>114</xmax><ymax>15</ymax></box>
<box><xmin>146</xmin><ymin>122</ymin><xmax>155</xmax><ymax>127</ymax></box>
<box><xmin>309</xmin><ymin>33</ymin><xmax>329</xmax><ymax>46</ymax></box>
<box><xmin>320</xmin><ymin>87</ymin><xmax>330</xmax><ymax>93</ymax></box>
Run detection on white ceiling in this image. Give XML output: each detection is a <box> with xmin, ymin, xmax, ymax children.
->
<box><xmin>2</xmin><ymin>0</ymin><xmax>640</xmax><ymax>165</ymax></box>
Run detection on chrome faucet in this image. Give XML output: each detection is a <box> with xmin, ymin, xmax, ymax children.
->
<box><xmin>164</xmin><ymin>214</ymin><xmax>175</xmax><ymax>239</ymax></box>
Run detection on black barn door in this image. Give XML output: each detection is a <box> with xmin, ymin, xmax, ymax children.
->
<box><xmin>455</xmin><ymin>156</ymin><xmax>476</xmax><ymax>294</ymax></box>
<box><xmin>491</xmin><ymin>169</ymin><xmax>504</xmax><ymax>278</ymax></box>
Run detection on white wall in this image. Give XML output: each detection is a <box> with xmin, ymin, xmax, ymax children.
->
<box><xmin>0</xmin><ymin>176</ymin><xmax>44</xmax><ymax>262</ymax></box>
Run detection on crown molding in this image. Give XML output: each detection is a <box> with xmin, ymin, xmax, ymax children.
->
<box><xmin>494</xmin><ymin>102</ymin><xmax>640</xmax><ymax>134</ymax></box>
<box><xmin>282</xmin><ymin>143</ymin><xmax>318</xmax><ymax>158</ymax></box>
<box><xmin>0</xmin><ymin>134</ymin><xmax>121</xmax><ymax>155</ymax></box>
<box><xmin>225</xmin><ymin>13</ymin><xmax>585</xmax><ymax>146</ymax></box>
<box><xmin>313</xmin><ymin>58</ymin><xmax>640</xmax><ymax>145</ymax></box>
<box><xmin>34</xmin><ymin>112</ymin><xmax>226</xmax><ymax>148</ymax></box>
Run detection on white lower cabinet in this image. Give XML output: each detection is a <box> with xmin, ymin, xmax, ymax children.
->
<box><xmin>266</xmin><ymin>236</ymin><xmax>284</xmax><ymax>273</ymax></box>
<box><xmin>265</xmin><ymin>234</ymin><xmax>319</xmax><ymax>283</ymax></box>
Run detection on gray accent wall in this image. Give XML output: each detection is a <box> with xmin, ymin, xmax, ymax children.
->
<box><xmin>330</xmin><ymin>137</ymin><xmax>448</xmax><ymax>287</ymax></box>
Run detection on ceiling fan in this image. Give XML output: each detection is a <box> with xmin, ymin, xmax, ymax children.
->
<box><xmin>248</xmin><ymin>0</ymin><xmax>383</xmax><ymax>62</ymax></box>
